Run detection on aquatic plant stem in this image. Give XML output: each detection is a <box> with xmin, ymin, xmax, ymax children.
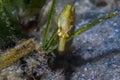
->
<box><xmin>43</xmin><ymin>0</ymin><xmax>56</xmax><ymax>49</ymax></box>
<box><xmin>45</xmin><ymin>27</ymin><xmax>58</xmax><ymax>51</ymax></box>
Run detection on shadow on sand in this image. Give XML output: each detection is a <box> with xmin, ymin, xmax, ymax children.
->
<box><xmin>48</xmin><ymin>48</ymin><xmax>120</xmax><ymax>80</ymax></box>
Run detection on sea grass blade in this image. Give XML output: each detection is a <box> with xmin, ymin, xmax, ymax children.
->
<box><xmin>0</xmin><ymin>39</ymin><xmax>36</xmax><ymax>70</ymax></box>
<box><xmin>48</xmin><ymin>12</ymin><xmax>118</xmax><ymax>53</ymax></box>
<box><xmin>45</xmin><ymin>27</ymin><xmax>58</xmax><ymax>51</ymax></box>
<box><xmin>43</xmin><ymin>0</ymin><xmax>56</xmax><ymax>49</ymax></box>
<box><xmin>47</xmin><ymin>44</ymin><xmax>58</xmax><ymax>53</ymax></box>
<box><xmin>68</xmin><ymin>12</ymin><xmax>118</xmax><ymax>41</ymax></box>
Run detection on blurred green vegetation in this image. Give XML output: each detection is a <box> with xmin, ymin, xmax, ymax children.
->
<box><xmin>0</xmin><ymin>0</ymin><xmax>46</xmax><ymax>49</ymax></box>
<box><xmin>0</xmin><ymin>0</ymin><xmax>23</xmax><ymax>48</ymax></box>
